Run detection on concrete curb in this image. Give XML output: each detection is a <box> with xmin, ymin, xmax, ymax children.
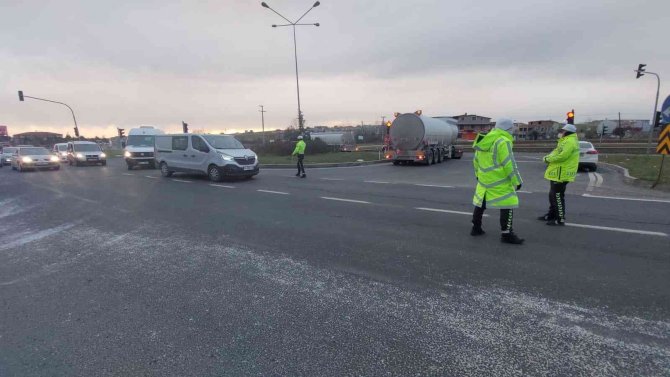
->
<box><xmin>260</xmin><ymin>159</ymin><xmax>392</xmax><ymax>169</ymax></box>
<box><xmin>599</xmin><ymin>162</ymin><xmax>638</xmax><ymax>183</ymax></box>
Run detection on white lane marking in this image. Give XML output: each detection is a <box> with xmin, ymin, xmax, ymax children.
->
<box><xmin>145</xmin><ymin>175</ymin><xmax>157</xmax><ymax>179</ymax></box>
<box><xmin>517</xmin><ymin>190</ymin><xmax>533</xmax><ymax>194</ymax></box>
<box><xmin>364</xmin><ymin>180</ymin><xmax>391</xmax><ymax>184</ymax></box>
<box><xmin>321</xmin><ymin>197</ymin><xmax>371</xmax><ymax>204</ymax></box>
<box><xmin>257</xmin><ymin>190</ymin><xmax>289</xmax><ymax>195</ymax></box>
<box><xmin>320</xmin><ymin>178</ymin><xmax>344</xmax><ymax>181</ymax></box>
<box><xmin>0</xmin><ymin>223</ymin><xmax>77</xmax><ymax>251</ymax></box>
<box><xmin>171</xmin><ymin>179</ymin><xmax>191</xmax><ymax>183</ymax></box>
<box><xmin>122</xmin><ymin>173</ymin><xmax>134</xmax><ymax>176</ymax></box>
<box><xmin>587</xmin><ymin>172</ymin><xmax>596</xmax><ymax>192</ymax></box>
<box><xmin>416</xmin><ymin>207</ymin><xmax>489</xmax><ymax>217</ymax></box>
<box><xmin>413</xmin><ymin>184</ymin><xmax>455</xmax><ymax>188</ymax></box>
<box><xmin>582</xmin><ymin>193</ymin><xmax>670</xmax><ymax>204</ymax></box>
<box><xmin>594</xmin><ymin>172</ymin><xmax>603</xmax><ymax>187</ymax></box>
<box><xmin>566</xmin><ymin>223</ymin><xmax>668</xmax><ymax>237</ymax></box>
<box><xmin>210</xmin><ymin>184</ymin><xmax>236</xmax><ymax>189</ymax></box>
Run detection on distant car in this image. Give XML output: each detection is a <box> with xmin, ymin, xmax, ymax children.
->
<box><xmin>578</xmin><ymin>141</ymin><xmax>598</xmax><ymax>172</ymax></box>
<box><xmin>66</xmin><ymin>141</ymin><xmax>107</xmax><ymax>166</ymax></box>
<box><xmin>52</xmin><ymin>143</ymin><xmax>69</xmax><ymax>162</ymax></box>
<box><xmin>11</xmin><ymin>147</ymin><xmax>60</xmax><ymax>172</ymax></box>
<box><xmin>1</xmin><ymin>147</ymin><xmax>18</xmax><ymax>166</ymax></box>
<box><xmin>155</xmin><ymin>134</ymin><xmax>259</xmax><ymax>181</ymax></box>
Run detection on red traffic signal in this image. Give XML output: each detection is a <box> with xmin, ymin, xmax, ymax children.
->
<box><xmin>566</xmin><ymin>110</ymin><xmax>575</xmax><ymax>125</ymax></box>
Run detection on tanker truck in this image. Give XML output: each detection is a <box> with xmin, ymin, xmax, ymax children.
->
<box><xmin>386</xmin><ymin>111</ymin><xmax>462</xmax><ymax>165</ymax></box>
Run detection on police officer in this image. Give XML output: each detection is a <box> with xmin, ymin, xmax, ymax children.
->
<box><xmin>471</xmin><ymin>118</ymin><xmax>524</xmax><ymax>244</ymax></box>
<box><xmin>538</xmin><ymin>123</ymin><xmax>579</xmax><ymax>225</ymax></box>
<box><xmin>292</xmin><ymin>135</ymin><xmax>306</xmax><ymax>178</ymax></box>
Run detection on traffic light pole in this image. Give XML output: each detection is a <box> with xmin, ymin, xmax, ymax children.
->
<box><xmin>19</xmin><ymin>93</ymin><xmax>80</xmax><ymax>138</ymax></box>
<box><xmin>636</xmin><ymin>69</ymin><xmax>661</xmax><ymax>154</ymax></box>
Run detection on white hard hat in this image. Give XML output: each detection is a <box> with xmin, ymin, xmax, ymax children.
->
<box><xmin>495</xmin><ymin>118</ymin><xmax>514</xmax><ymax>131</ymax></box>
<box><xmin>297</xmin><ymin>135</ymin><xmax>303</xmax><ymax>140</ymax></box>
<box><xmin>561</xmin><ymin>124</ymin><xmax>577</xmax><ymax>133</ymax></box>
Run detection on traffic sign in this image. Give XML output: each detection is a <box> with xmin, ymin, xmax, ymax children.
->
<box><xmin>657</xmin><ymin>124</ymin><xmax>670</xmax><ymax>155</ymax></box>
<box><xmin>661</xmin><ymin>95</ymin><xmax>670</xmax><ymax>124</ymax></box>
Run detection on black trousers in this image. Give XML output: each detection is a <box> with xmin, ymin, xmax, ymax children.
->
<box><xmin>547</xmin><ymin>181</ymin><xmax>568</xmax><ymax>221</ymax></box>
<box><xmin>296</xmin><ymin>154</ymin><xmax>305</xmax><ymax>175</ymax></box>
<box><xmin>472</xmin><ymin>196</ymin><xmax>514</xmax><ymax>232</ymax></box>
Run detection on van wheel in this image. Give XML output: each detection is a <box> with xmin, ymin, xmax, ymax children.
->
<box><xmin>208</xmin><ymin>165</ymin><xmax>222</xmax><ymax>182</ymax></box>
<box><xmin>160</xmin><ymin>162</ymin><xmax>173</xmax><ymax>177</ymax></box>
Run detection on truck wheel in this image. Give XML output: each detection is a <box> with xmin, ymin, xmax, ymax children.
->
<box><xmin>427</xmin><ymin>151</ymin><xmax>434</xmax><ymax>165</ymax></box>
<box><xmin>437</xmin><ymin>150</ymin><xmax>443</xmax><ymax>163</ymax></box>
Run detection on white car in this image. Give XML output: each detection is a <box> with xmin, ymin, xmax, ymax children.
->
<box><xmin>52</xmin><ymin>143</ymin><xmax>69</xmax><ymax>162</ymax></box>
<box><xmin>11</xmin><ymin>147</ymin><xmax>61</xmax><ymax>172</ymax></box>
<box><xmin>578</xmin><ymin>141</ymin><xmax>598</xmax><ymax>172</ymax></box>
<box><xmin>1</xmin><ymin>147</ymin><xmax>17</xmax><ymax>166</ymax></box>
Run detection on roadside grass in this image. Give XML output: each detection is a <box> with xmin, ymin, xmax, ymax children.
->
<box><xmin>259</xmin><ymin>151</ymin><xmax>382</xmax><ymax>164</ymax></box>
<box><xmin>601</xmin><ymin>154</ymin><xmax>670</xmax><ymax>185</ymax></box>
<box><xmin>104</xmin><ymin>149</ymin><xmax>123</xmax><ymax>157</ymax></box>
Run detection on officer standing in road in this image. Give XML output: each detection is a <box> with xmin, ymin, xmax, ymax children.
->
<box><xmin>292</xmin><ymin>135</ymin><xmax>306</xmax><ymax>178</ymax></box>
<box><xmin>471</xmin><ymin>118</ymin><xmax>525</xmax><ymax>244</ymax></box>
<box><xmin>538</xmin><ymin>123</ymin><xmax>579</xmax><ymax>225</ymax></box>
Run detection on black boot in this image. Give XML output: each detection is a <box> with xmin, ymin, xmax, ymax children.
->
<box><xmin>537</xmin><ymin>214</ymin><xmax>554</xmax><ymax>221</ymax></box>
<box><xmin>501</xmin><ymin>232</ymin><xmax>524</xmax><ymax>244</ymax></box>
<box><xmin>546</xmin><ymin>219</ymin><xmax>566</xmax><ymax>226</ymax></box>
<box><xmin>301</xmin><ymin>174</ymin><xmax>306</xmax><ymax>178</ymax></box>
<box><xmin>470</xmin><ymin>226</ymin><xmax>486</xmax><ymax>236</ymax></box>
<box><xmin>296</xmin><ymin>172</ymin><xmax>301</xmax><ymax>177</ymax></box>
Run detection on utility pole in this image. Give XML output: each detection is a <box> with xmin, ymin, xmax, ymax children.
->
<box><xmin>634</xmin><ymin>64</ymin><xmax>661</xmax><ymax>154</ymax></box>
<box><xmin>259</xmin><ymin>105</ymin><xmax>267</xmax><ymax>146</ymax></box>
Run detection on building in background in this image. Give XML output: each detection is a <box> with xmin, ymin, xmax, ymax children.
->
<box><xmin>435</xmin><ymin>114</ymin><xmax>494</xmax><ymax>140</ymax></box>
<box><xmin>12</xmin><ymin>132</ymin><xmax>63</xmax><ymax>147</ymax></box>
<box><xmin>521</xmin><ymin>120</ymin><xmax>561</xmax><ymax>140</ymax></box>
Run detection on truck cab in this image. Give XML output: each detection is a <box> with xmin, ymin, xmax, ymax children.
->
<box><xmin>124</xmin><ymin>126</ymin><xmax>164</xmax><ymax>170</ymax></box>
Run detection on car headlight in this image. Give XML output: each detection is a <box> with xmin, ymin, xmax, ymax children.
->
<box><xmin>219</xmin><ymin>153</ymin><xmax>234</xmax><ymax>161</ymax></box>
<box><xmin>50</xmin><ymin>156</ymin><xmax>59</xmax><ymax>162</ymax></box>
<box><xmin>76</xmin><ymin>153</ymin><xmax>84</xmax><ymax>159</ymax></box>
<box><xmin>60</xmin><ymin>152</ymin><xmax>67</xmax><ymax>156</ymax></box>
<box><xmin>21</xmin><ymin>157</ymin><xmax>32</xmax><ymax>163</ymax></box>
<box><xmin>100</xmin><ymin>153</ymin><xmax>106</xmax><ymax>158</ymax></box>
<box><xmin>124</xmin><ymin>151</ymin><xmax>131</xmax><ymax>158</ymax></box>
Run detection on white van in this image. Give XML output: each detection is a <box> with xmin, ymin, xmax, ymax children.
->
<box><xmin>155</xmin><ymin>134</ymin><xmax>259</xmax><ymax>181</ymax></box>
<box><xmin>124</xmin><ymin>126</ymin><xmax>164</xmax><ymax>170</ymax></box>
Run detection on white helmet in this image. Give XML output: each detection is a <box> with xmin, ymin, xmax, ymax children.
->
<box><xmin>561</xmin><ymin>124</ymin><xmax>577</xmax><ymax>133</ymax></box>
<box><xmin>297</xmin><ymin>135</ymin><xmax>303</xmax><ymax>140</ymax></box>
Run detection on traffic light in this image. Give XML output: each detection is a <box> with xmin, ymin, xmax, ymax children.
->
<box><xmin>636</xmin><ymin>63</ymin><xmax>646</xmax><ymax>79</ymax></box>
<box><xmin>182</xmin><ymin>121</ymin><xmax>189</xmax><ymax>133</ymax></box>
<box><xmin>74</xmin><ymin>127</ymin><xmax>80</xmax><ymax>138</ymax></box>
<box><xmin>567</xmin><ymin>110</ymin><xmax>575</xmax><ymax>125</ymax></box>
<box><xmin>602</xmin><ymin>125</ymin><xmax>608</xmax><ymax>135</ymax></box>
<box><xmin>18</xmin><ymin>91</ymin><xmax>24</xmax><ymax>101</ymax></box>
<box><xmin>385</xmin><ymin>120</ymin><xmax>392</xmax><ymax>134</ymax></box>
<box><xmin>655</xmin><ymin>111</ymin><xmax>662</xmax><ymax>128</ymax></box>
<box><xmin>118</xmin><ymin>128</ymin><xmax>125</xmax><ymax>137</ymax></box>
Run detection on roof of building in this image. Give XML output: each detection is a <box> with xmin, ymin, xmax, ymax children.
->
<box><xmin>13</xmin><ymin>131</ymin><xmax>63</xmax><ymax>137</ymax></box>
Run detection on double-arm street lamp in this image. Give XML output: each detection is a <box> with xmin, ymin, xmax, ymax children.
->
<box><xmin>18</xmin><ymin>90</ymin><xmax>80</xmax><ymax>138</ymax></box>
<box><xmin>261</xmin><ymin>1</ymin><xmax>320</xmax><ymax>134</ymax></box>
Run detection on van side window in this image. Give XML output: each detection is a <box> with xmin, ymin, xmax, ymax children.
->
<box><xmin>191</xmin><ymin>136</ymin><xmax>209</xmax><ymax>153</ymax></box>
<box><xmin>173</xmin><ymin>136</ymin><xmax>188</xmax><ymax>151</ymax></box>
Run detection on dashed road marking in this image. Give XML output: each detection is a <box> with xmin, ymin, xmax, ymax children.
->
<box><xmin>145</xmin><ymin>176</ymin><xmax>157</xmax><ymax>179</ymax></box>
<box><xmin>210</xmin><ymin>184</ymin><xmax>236</xmax><ymax>189</ymax></box>
<box><xmin>320</xmin><ymin>178</ymin><xmax>344</xmax><ymax>181</ymax></box>
<box><xmin>122</xmin><ymin>173</ymin><xmax>134</xmax><ymax>176</ymax></box>
<box><xmin>517</xmin><ymin>190</ymin><xmax>533</xmax><ymax>194</ymax></box>
<box><xmin>321</xmin><ymin>197</ymin><xmax>370</xmax><ymax>204</ymax></box>
<box><xmin>416</xmin><ymin>207</ymin><xmax>489</xmax><ymax>217</ymax></box>
<box><xmin>171</xmin><ymin>179</ymin><xmax>192</xmax><ymax>183</ymax></box>
<box><xmin>587</xmin><ymin>172</ymin><xmax>596</xmax><ymax>192</ymax></box>
<box><xmin>566</xmin><ymin>223</ymin><xmax>668</xmax><ymax>237</ymax></box>
<box><xmin>364</xmin><ymin>180</ymin><xmax>391</xmax><ymax>184</ymax></box>
<box><xmin>595</xmin><ymin>172</ymin><xmax>603</xmax><ymax>187</ymax></box>
<box><xmin>257</xmin><ymin>190</ymin><xmax>289</xmax><ymax>195</ymax></box>
<box><xmin>582</xmin><ymin>193</ymin><xmax>670</xmax><ymax>204</ymax></box>
<box><xmin>413</xmin><ymin>184</ymin><xmax>455</xmax><ymax>188</ymax></box>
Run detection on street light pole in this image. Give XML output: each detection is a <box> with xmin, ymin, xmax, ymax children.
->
<box><xmin>259</xmin><ymin>105</ymin><xmax>267</xmax><ymax>146</ymax></box>
<box><xmin>261</xmin><ymin>1</ymin><xmax>320</xmax><ymax>134</ymax></box>
<box><xmin>635</xmin><ymin>67</ymin><xmax>661</xmax><ymax>154</ymax></box>
<box><xmin>18</xmin><ymin>91</ymin><xmax>80</xmax><ymax>138</ymax></box>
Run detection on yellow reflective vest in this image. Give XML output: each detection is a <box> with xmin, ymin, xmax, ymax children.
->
<box><xmin>292</xmin><ymin>140</ymin><xmax>306</xmax><ymax>155</ymax></box>
<box><xmin>543</xmin><ymin>133</ymin><xmax>579</xmax><ymax>182</ymax></box>
<box><xmin>472</xmin><ymin>129</ymin><xmax>522</xmax><ymax>209</ymax></box>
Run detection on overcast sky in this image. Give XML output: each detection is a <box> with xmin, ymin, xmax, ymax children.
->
<box><xmin>1</xmin><ymin>0</ymin><xmax>667</xmax><ymax>137</ymax></box>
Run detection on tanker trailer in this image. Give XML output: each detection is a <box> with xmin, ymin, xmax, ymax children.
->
<box><xmin>388</xmin><ymin>112</ymin><xmax>462</xmax><ymax>165</ymax></box>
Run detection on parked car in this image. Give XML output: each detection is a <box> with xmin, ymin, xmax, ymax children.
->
<box><xmin>578</xmin><ymin>141</ymin><xmax>598</xmax><ymax>171</ymax></box>
<box><xmin>155</xmin><ymin>134</ymin><xmax>259</xmax><ymax>181</ymax></box>
<box><xmin>52</xmin><ymin>143</ymin><xmax>69</xmax><ymax>162</ymax></box>
<box><xmin>66</xmin><ymin>141</ymin><xmax>107</xmax><ymax>166</ymax></box>
<box><xmin>11</xmin><ymin>147</ymin><xmax>60</xmax><ymax>172</ymax></box>
<box><xmin>1</xmin><ymin>147</ymin><xmax>18</xmax><ymax>166</ymax></box>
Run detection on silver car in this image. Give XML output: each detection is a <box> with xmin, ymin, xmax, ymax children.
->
<box><xmin>66</xmin><ymin>141</ymin><xmax>107</xmax><ymax>166</ymax></box>
<box><xmin>1</xmin><ymin>147</ymin><xmax>18</xmax><ymax>166</ymax></box>
<box><xmin>11</xmin><ymin>147</ymin><xmax>61</xmax><ymax>172</ymax></box>
<box><xmin>52</xmin><ymin>143</ymin><xmax>69</xmax><ymax>162</ymax></box>
<box><xmin>155</xmin><ymin>134</ymin><xmax>259</xmax><ymax>181</ymax></box>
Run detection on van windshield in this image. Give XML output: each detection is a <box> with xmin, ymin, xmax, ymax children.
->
<box><xmin>127</xmin><ymin>135</ymin><xmax>155</xmax><ymax>147</ymax></box>
<box><xmin>202</xmin><ymin>135</ymin><xmax>244</xmax><ymax>149</ymax></box>
<box><xmin>74</xmin><ymin>144</ymin><xmax>102</xmax><ymax>152</ymax></box>
<box><xmin>57</xmin><ymin>145</ymin><xmax>67</xmax><ymax>151</ymax></box>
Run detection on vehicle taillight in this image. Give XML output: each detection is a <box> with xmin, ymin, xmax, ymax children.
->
<box><xmin>586</xmin><ymin>150</ymin><xmax>598</xmax><ymax>154</ymax></box>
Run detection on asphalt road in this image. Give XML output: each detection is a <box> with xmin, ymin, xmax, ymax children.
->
<box><xmin>1</xmin><ymin>155</ymin><xmax>669</xmax><ymax>376</ymax></box>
